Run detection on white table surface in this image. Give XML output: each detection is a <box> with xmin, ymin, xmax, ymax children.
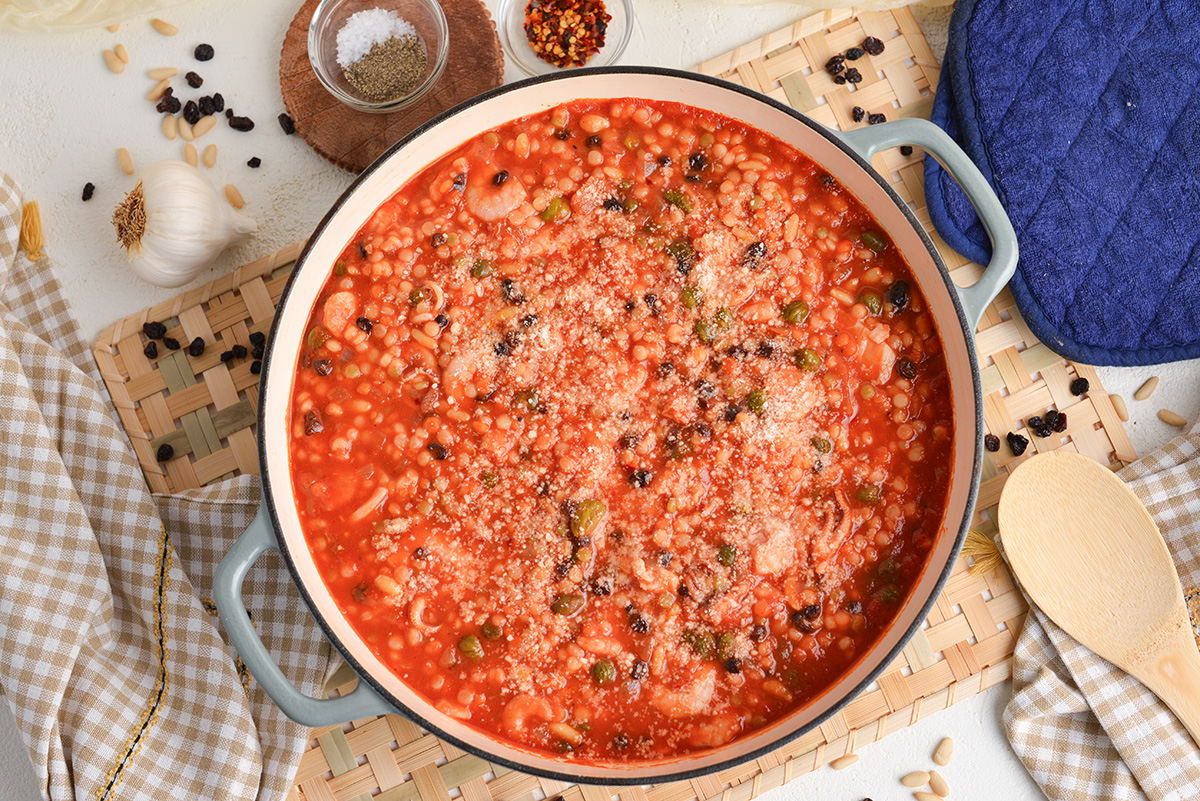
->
<box><xmin>1</xmin><ymin>2</ymin><xmax>1196</xmax><ymax>799</ymax></box>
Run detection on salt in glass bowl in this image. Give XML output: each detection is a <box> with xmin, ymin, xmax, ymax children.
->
<box><xmin>308</xmin><ymin>0</ymin><xmax>449</xmax><ymax>114</ymax></box>
<box><xmin>497</xmin><ymin>0</ymin><xmax>633</xmax><ymax>77</ymax></box>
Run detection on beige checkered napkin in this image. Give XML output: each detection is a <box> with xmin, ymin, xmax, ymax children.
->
<box><xmin>1005</xmin><ymin>435</ymin><xmax>1200</xmax><ymax>801</ymax></box>
<box><xmin>0</xmin><ymin>171</ymin><xmax>334</xmax><ymax>801</ymax></box>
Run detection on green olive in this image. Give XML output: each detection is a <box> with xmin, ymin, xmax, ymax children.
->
<box><xmin>859</xmin><ymin>289</ymin><xmax>884</xmax><ymax>316</ymax></box>
<box><xmin>746</xmin><ymin>388</ymin><xmax>767</xmax><ymax>416</ymax></box>
<box><xmin>570</xmin><ymin>499</ymin><xmax>606</xmax><ymax>538</ymax></box>
<box><xmin>480</xmin><ymin>470</ymin><xmax>498</xmax><ymax>488</ymax></box>
<box><xmin>713</xmin><ymin>307</ymin><xmax>734</xmax><ymax>329</ymax></box>
<box><xmin>811</xmin><ymin>436</ymin><xmax>832</xmax><ymax>454</ymax></box>
<box><xmin>481</xmin><ymin>623</ymin><xmax>503</xmax><ymax>640</ymax></box>
<box><xmin>540</xmin><ymin>197</ymin><xmax>571</xmax><ymax>223</ymax></box>
<box><xmin>694</xmin><ymin>319</ymin><xmax>716</xmax><ymax>344</ymax></box>
<box><xmin>663</xmin><ymin>189</ymin><xmax>693</xmax><ymax>212</ymax></box>
<box><xmin>781</xmin><ymin>299</ymin><xmax>809</xmax><ymax>324</ymax></box>
<box><xmin>856</xmin><ymin>484</ymin><xmax>882</xmax><ymax>505</ymax></box>
<box><xmin>716</xmin><ymin>632</ymin><xmax>737</xmax><ymax>661</ymax></box>
<box><xmin>458</xmin><ymin>635</ymin><xmax>484</xmax><ymax>660</ymax></box>
<box><xmin>551</xmin><ymin>594</ymin><xmax>584</xmax><ymax>616</ymax></box>
<box><xmin>470</xmin><ymin>258</ymin><xmax>493</xmax><ymax>279</ymax></box>
<box><xmin>514</xmin><ymin>386</ymin><xmax>540</xmax><ymax>412</ymax></box>
<box><xmin>794</xmin><ymin>348</ymin><xmax>821</xmax><ymax>372</ymax></box>
<box><xmin>681</xmin><ymin>285</ymin><xmax>706</xmax><ymax>309</ymax></box>
<box><xmin>862</xmin><ymin>230</ymin><xmax>887</xmax><ymax>252</ymax></box>
<box><xmin>717</xmin><ymin>544</ymin><xmax>737</xmax><ymax>567</ymax></box>
<box><xmin>592</xmin><ymin>659</ymin><xmax>616</xmax><ymax>684</ymax></box>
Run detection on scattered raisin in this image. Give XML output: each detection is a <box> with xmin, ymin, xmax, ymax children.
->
<box><xmin>220</xmin><ymin>350</ymin><xmax>234</xmax><ymax>363</ymax></box>
<box><xmin>304</xmin><ymin>410</ymin><xmax>323</xmax><ymax>435</ymax></box>
<box><xmin>630</xmin><ymin>614</ymin><xmax>649</xmax><ymax>633</ymax></box>
<box><xmin>590</xmin><ymin>577</ymin><xmax>612</xmax><ymax>596</ymax></box>
<box><xmin>619</xmin><ymin>432</ymin><xmax>641</xmax><ymax>449</ymax></box>
<box><xmin>156</xmin><ymin>94</ymin><xmax>181</xmax><ymax>114</ymax></box>
<box><xmin>1007</xmin><ymin>431</ymin><xmax>1029</xmax><ymax>456</ymax></box>
<box><xmin>888</xmin><ymin>280</ymin><xmax>910</xmax><ymax>311</ymax></box>
<box><xmin>143</xmin><ymin>341</ymin><xmax>158</xmax><ymax>359</ymax></box>
<box><xmin>228</xmin><ymin>115</ymin><xmax>255</xmax><ymax>132</ymax></box>
<box><xmin>630</xmin><ymin>660</ymin><xmax>649</xmax><ymax>680</ymax></box>
<box><xmin>247</xmin><ymin>157</ymin><xmax>262</xmax><ymax>168</ymax></box>
<box><xmin>688</xmin><ymin>152</ymin><xmax>707</xmax><ymax>171</ymax></box>
<box><xmin>231</xmin><ymin>344</ymin><xmax>248</xmax><ymax>359</ymax></box>
<box><xmin>155</xmin><ymin>443</ymin><xmax>174</xmax><ymax>462</ymax></box>
<box><xmin>629</xmin><ymin>469</ymin><xmax>652</xmax><ymax>488</ymax></box>
<box><xmin>851</xmin><ymin>105</ymin><xmax>866</xmax><ymax>122</ymax></box>
<box><xmin>413</xmin><ymin>546</ymin><xmax>429</xmax><ymax>559</ymax></box>
<box><xmin>198</xmin><ymin>95</ymin><xmax>215</xmax><ymax>117</ymax></box>
<box><xmin>657</xmin><ymin>550</ymin><xmax>673</xmax><ymax>566</ymax></box>
<box><xmin>185</xmin><ymin>71</ymin><xmax>203</xmax><ymax>88</ymax></box>
<box><xmin>613</xmin><ymin>733</ymin><xmax>630</xmax><ymax>750</ymax></box>
<box><xmin>225</xmin><ymin>108</ymin><xmax>234</xmax><ymax>119</ymax></box>
<box><xmin>846</xmin><ymin>46</ymin><xmax>866</xmax><ymax>60</ymax></box>
<box><xmin>81</xmin><ymin>182</ymin><xmax>95</xmax><ymax>201</ymax></box>
<box><xmin>500</xmin><ymin>278</ymin><xmax>525</xmax><ymax>304</ymax></box>
<box><xmin>492</xmin><ymin>170</ymin><xmax>509</xmax><ymax>185</ymax></box>
<box><xmin>187</xmin><ymin>337</ymin><xmax>205</xmax><ymax>357</ymax></box>
<box><xmin>868</xmin><ymin>112</ymin><xmax>887</xmax><ymax>125</ymax></box>
<box><xmin>862</xmin><ymin>36</ymin><xmax>885</xmax><ymax>56</ymax></box>
<box><xmin>182</xmin><ymin>100</ymin><xmax>201</xmax><ymax>126</ymax></box>
<box><xmin>844</xmin><ymin>67</ymin><xmax>862</xmax><ymax>83</ymax></box>
<box><xmin>744</xmin><ymin>240</ymin><xmax>767</xmax><ymax>267</ymax></box>
<box><xmin>750</xmin><ymin>622</ymin><xmax>768</xmax><ymax>642</ymax></box>
<box><xmin>278</xmin><ymin>112</ymin><xmax>295</xmax><ymax>135</ymax></box>
<box><xmin>724</xmin><ymin>657</ymin><xmax>742</xmax><ymax>674</ymax></box>
<box><xmin>313</xmin><ymin>358</ymin><xmax>332</xmax><ymax>375</ymax></box>
<box><xmin>194</xmin><ymin>43</ymin><xmax>214</xmax><ymax>61</ymax></box>
<box><xmin>790</xmin><ymin>606</ymin><xmax>821</xmax><ymax>633</ymax></box>
<box><xmin>428</xmin><ymin>442</ymin><xmax>449</xmax><ymax>460</ymax></box>
<box><xmin>984</xmin><ymin>433</ymin><xmax>1000</xmax><ymax>452</ymax></box>
<box><xmin>657</xmin><ymin>361</ymin><xmax>675</xmax><ymax>377</ymax></box>
<box><xmin>900</xmin><ymin>145</ymin><xmax>913</xmax><ymax>156</ymax></box>
<box><xmin>250</xmin><ymin>360</ymin><xmax>262</xmax><ymax>375</ymax></box>
<box><xmin>896</xmin><ymin>357</ymin><xmax>917</xmax><ymax>379</ymax></box>
<box><xmin>1051</xmin><ymin>411</ymin><xmax>1068</xmax><ymax>432</ymax></box>
<box><xmin>431</xmin><ymin>232</ymin><xmax>448</xmax><ymax>246</ymax></box>
<box><xmin>602</xmin><ymin>197</ymin><xmax>623</xmax><ymax>212</ymax></box>
<box><xmin>355</xmin><ymin>316</ymin><xmax>373</xmax><ymax>334</ymax></box>
<box><xmin>143</xmin><ymin>321</ymin><xmax>167</xmax><ymax>339</ymax></box>
<box><xmin>493</xmin><ymin>339</ymin><xmax>511</xmax><ymax>357</ymax></box>
<box><xmin>211</xmin><ymin>92</ymin><xmax>225</xmax><ymax>112</ymax></box>
<box><xmin>435</xmin><ymin>313</ymin><xmax>449</xmax><ymax>329</ymax></box>
<box><xmin>249</xmin><ymin>331</ymin><xmax>266</xmax><ymax>347</ymax></box>
<box><xmin>833</xmin><ymin>74</ymin><xmax>847</xmax><ymax>85</ymax></box>
<box><xmin>452</xmin><ymin>173</ymin><xmax>466</xmax><ymax>190</ymax></box>
<box><xmin>1070</xmin><ymin>377</ymin><xmax>1090</xmax><ymax>396</ymax></box>
<box><xmin>586</xmin><ymin>135</ymin><xmax>601</xmax><ymax>148</ymax></box>
<box><xmin>657</xmin><ymin>154</ymin><xmax>671</xmax><ymax>166</ymax></box>
<box><xmin>554</xmin><ymin>128</ymin><xmax>571</xmax><ymax>140</ymax></box>
<box><xmin>251</xmin><ymin>345</ymin><xmax>264</xmax><ymax>359</ymax></box>
<box><xmin>824</xmin><ymin>54</ymin><xmax>845</xmax><ymax>72</ymax></box>
<box><xmin>829</xmin><ymin>61</ymin><xmax>845</xmax><ymax>75</ymax></box>
<box><xmin>723</xmin><ymin>403</ymin><xmax>741</xmax><ymax>423</ymax></box>
<box><xmin>162</xmin><ymin>336</ymin><xmax>180</xmax><ymax>351</ymax></box>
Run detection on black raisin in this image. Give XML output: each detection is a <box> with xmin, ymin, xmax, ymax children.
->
<box><xmin>695</xmin><ymin>379</ymin><xmax>717</xmax><ymax>403</ymax></box>
<box><xmin>194</xmin><ymin>43</ymin><xmax>214</xmax><ymax>61</ymax></box>
<box><xmin>590</xmin><ymin>577</ymin><xmax>612</xmax><ymax>596</ymax></box>
<box><xmin>749</xmin><ymin>623</ymin><xmax>768</xmax><ymax>642</ymax></box>
<box><xmin>889</xmin><ymin>280</ymin><xmax>910</xmax><ymax>311</ymax></box>
<box><xmin>155</xmin><ymin>443</ymin><xmax>174</xmax><ymax>462</ymax></box>
<box><xmin>727</xmin><ymin>345</ymin><xmax>748</xmax><ymax>359</ymax></box>
<box><xmin>723</xmin><ymin>403</ymin><xmax>741</xmax><ymax>423</ymax></box>
<box><xmin>412</xmin><ymin>546</ymin><xmax>430</xmax><ymax>560</ymax></box>
<box><xmin>657</xmin><ymin>361</ymin><xmax>675</xmax><ymax>377</ymax></box>
<box><xmin>624</xmin><ymin>299</ymin><xmax>636</xmax><ymax>312</ymax></box>
<box><xmin>231</xmin><ymin>344</ymin><xmax>248</xmax><ymax>359</ymax></box>
<box><xmin>630</xmin><ymin>660</ymin><xmax>649</xmax><ymax>680</ymax></box>
<box><xmin>182</xmin><ymin>100</ymin><xmax>201</xmax><ymax>126</ymax></box>
<box><xmin>225</xmin><ymin>108</ymin><xmax>234</xmax><ymax>119</ymax></box>
<box><xmin>211</xmin><ymin>92</ymin><xmax>225</xmax><ymax>112</ymax></box>
<box><xmin>250</xmin><ymin>360</ymin><xmax>262</xmax><ymax>375</ymax></box>
<box><xmin>619</xmin><ymin>432</ymin><xmax>641</xmax><ymax>449</ymax></box>
<box><xmin>629</xmin><ymin>469</ymin><xmax>652</xmax><ymax>488</ymax></box>
<box><xmin>586</xmin><ymin>135</ymin><xmax>602</xmax><ymax>148</ymax></box>
<box><xmin>435</xmin><ymin>313</ymin><xmax>449</xmax><ymax>328</ymax></box>
<box><xmin>82</xmin><ymin>182</ymin><xmax>95</xmax><ymax>201</ymax></box>
<box><xmin>984</xmin><ymin>433</ymin><xmax>1000</xmax><ymax>452</ymax></box>
<box><xmin>613</xmin><ymin>733</ymin><xmax>630</xmax><ymax>750</ymax></box>
<box><xmin>520</xmin><ymin>313</ymin><xmax>538</xmax><ymax>328</ymax></box>
<box><xmin>900</xmin><ymin>145</ymin><xmax>913</xmax><ymax>156</ymax></box>
<box><xmin>1007</xmin><ymin>431</ymin><xmax>1029</xmax><ymax>456</ymax></box>
<box><xmin>602</xmin><ymin>197</ymin><xmax>623</xmax><ymax>212</ymax></box>
<box><xmin>143</xmin><ymin>341</ymin><xmax>158</xmax><ymax>359</ymax></box>
<box><xmin>757</xmin><ymin>340</ymin><xmax>777</xmax><ymax>358</ymax></box>
<box><xmin>163</xmin><ymin>337</ymin><xmax>180</xmax><ymax>350</ymax></box>
<box><xmin>431</xmin><ymin>232</ymin><xmax>448</xmax><ymax>247</ymax></box>
<box><xmin>553</xmin><ymin>559</ymin><xmax>572</xmax><ymax>581</ymax></box>
<box><xmin>685</xmin><ymin>173</ymin><xmax>702</xmax><ymax>182</ymax></box>
<box><xmin>644</xmin><ymin>293</ymin><xmax>659</xmax><ymax>315</ymax></box>
<box><xmin>824</xmin><ymin>54</ymin><xmax>845</xmax><ymax>71</ymax></box>
<box><xmin>1070</xmin><ymin>377</ymin><xmax>1089</xmax><ymax>396</ymax></box>
<box><xmin>493</xmin><ymin>340</ymin><xmax>511</xmax><ymax>357</ymax></box>
<box><xmin>829</xmin><ymin>61</ymin><xmax>845</xmax><ymax>75</ymax></box>
<box><xmin>691</xmin><ymin>421</ymin><xmax>713</xmax><ymax>438</ymax></box>
<box><xmin>657</xmin><ymin>154</ymin><xmax>671</xmax><ymax>166</ymax></box>
<box><xmin>155</xmin><ymin>94</ymin><xmax>176</xmax><ymax>114</ymax></box>
<box><xmin>862</xmin><ymin>36</ymin><xmax>885</xmax><ymax>56</ymax></box>
<box><xmin>724</xmin><ymin>657</ymin><xmax>742</xmax><ymax>674</ymax></box>
<box><xmin>677</xmin><ymin>582</ymin><xmax>690</xmax><ymax>598</ymax></box>
<box><xmin>229</xmin><ymin>115</ymin><xmax>255</xmax><ymax>132</ymax></box>
<box><xmin>428</xmin><ymin>442</ymin><xmax>449</xmax><ymax>460</ymax></box>
<box><xmin>744</xmin><ymin>240</ymin><xmax>767</xmax><ymax>267</ymax></box>
<box><xmin>198</xmin><ymin>95</ymin><xmax>215</xmax><ymax>117</ymax></box>
<box><xmin>500</xmin><ymin>278</ymin><xmax>525</xmax><ymax>304</ymax></box>
<box><xmin>304</xmin><ymin>410</ymin><xmax>323</xmax><ymax>435</ymax></box>
<box><xmin>313</xmin><ymin>358</ymin><xmax>332</xmax><ymax>375</ymax></box>
<box><xmin>220</xmin><ymin>350</ymin><xmax>234</xmax><ymax>363</ymax></box>
<box><xmin>186</xmin><ymin>71</ymin><xmax>203</xmax><ymax>88</ymax></box>
<box><xmin>278</xmin><ymin>112</ymin><xmax>295</xmax><ymax>135</ymax></box>
<box><xmin>1028</xmin><ymin>415</ymin><xmax>1044</xmax><ymax>430</ymax></box>
<box><xmin>492</xmin><ymin>170</ymin><xmax>508</xmax><ymax>185</ymax></box>
<box><xmin>844</xmin><ymin>67</ymin><xmax>862</xmax><ymax>83</ymax></box>
<box><xmin>247</xmin><ymin>157</ymin><xmax>262</xmax><ymax>168</ymax></box>
<box><xmin>249</xmin><ymin>331</ymin><xmax>266</xmax><ymax>347</ymax></box>
<box><xmin>834</xmin><ymin>74</ymin><xmax>848</xmax><ymax>85</ymax></box>
<box><xmin>896</xmin><ymin>357</ymin><xmax>917</xmax><ymax>379</ymax></box>
<box><xmin>452</xmin><ymin>173</ymin><xmax>466</xmax><ymax>191</ymax></box>
<box><xmin>868</xmin><ymin>113</ymin><xmax>887</xmax><ymax>125</ymax></box>
<box><xmin>1052</xmin><ymin>411</ymin><xmax>1068</xmax><ymax>432</ymax></box>
<box><xmin>554</xmin><ymin>128</ymin><xmax>571</xmax><ymax>140</ymax></box>
<box><xmin>188</xmin><ymin>337</ymin><xmax>206</xmax><ymax>357</ymax></box>
<box><xmin>790</xmin><ymin>607</ymin><xmax>820</xmax><ymax>633</ymax></box>
<box><xmin>251</xmin><ymin>345</ymin><xmax>264</xmax><ymax>360</ymax></box>
<box><xmin>851</xmin><ymin>106</ymin><xmax>866</xmax><ymax>122</ymax></box>
<box><xmin>1043</xmin><ymin>409</ymin><xmax>1061</xmax><ymax>430</ymax></box>
<box><xmin>688</xmin><ymin>152</ymin><xmax>707</xmax><ymax>171</ymax></box>
<box><xmin>143</xmin><ymin>321</ymin><xmax>167</xmax><ymax>339</ymax></box>
<box><xmin>658</xmin><ymin>550</ymin><xmax>673</xmax><ymax>566</ymax></box>
<box><xmin>846</xmin><ymin>47</ymin><xmax>865</xmax><ymax>60</ymax></box>
<box><xmin>630</xmin><ymin>615</ymin><xmax>649</xmax><ymax>633</ymax></box>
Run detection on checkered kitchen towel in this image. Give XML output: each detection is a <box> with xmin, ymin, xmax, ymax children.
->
<box><xmin>1005</xmin><ymin>436</ymin><xmax>1200</xmax><ymax>800</ymax></box>
<box><xmin>0</xmin><ymin>171</ymin><xmax>335</xmax><ymax>801</ymax></box>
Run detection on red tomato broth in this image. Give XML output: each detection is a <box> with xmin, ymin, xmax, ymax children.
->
<box><xmin>288</xmin><ymin>98</ymin><xmax>953</xmax><ymax>762</ymax></box>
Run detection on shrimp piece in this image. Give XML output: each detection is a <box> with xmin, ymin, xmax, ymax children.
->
<box><xmin>858</xmin><ymin>338</ymin><xmax>896</xmax><ymax>384</ymax></box>
<box><xmin>753</xmin><ymin>516</ymin><xmax>797</xmax><ymax>576</ymax></box>
<box><xmin>810</xmin><ymin>489</ymin><xmax>853</xmax><ymax>571</ymax></box>
<box><xmin>576</xmin><ymin>636</ymin><xmax>623</xmax><ymax>656</ymax></box>
<box><xmin>650</xmin><ymin>664</ymin><xmax>716</xmax><ymax>718</ymax></box>
<box><xmin>631</xmin><ymin>557</ymin><xmax>675</xmax><ymax>594</ymax></box>
<box><xmin>688</xmin><ymin>712</ymin><xmax>743</xmax><ymax>748</ymax></box>
<box><xmin>465</xmin><ymin>169</ymin><xmax>527</xmax><ymax>222</ymax></box>
<box><xmin>501</xmin><ymin>693</ymin><xmax>554</xmax><ymax>734</ymax></box>
<box><xmin>323</xmin><ymin>291</ymin><xmax>357</xmax><ymax>333</ymax></box>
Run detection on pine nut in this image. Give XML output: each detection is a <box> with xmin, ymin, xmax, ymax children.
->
<box><xmin>914</xmin><ymin>793</ymin><xmax>940</xmax><ymax>801</ymax></box>
<box><xmin>178</xmin><ymin>116</ymin><xmax>193</xmax><ymax>142</ymax></box>
<box><xmin>932</xmin><ymin>737</ymin><xmax>953</xmax><ymax>766</ymax></box>
<box><xmin>147</xmin><ymin>78</ymin><xmax>170</xmax><ymax>101</ymax></box>
<box><xmin>192</xmin><ymin>115</ymin><xmax>217</xmax><ymax>139</ymax></box>
<box><xmin>1159</xmin><ymin>409</ymin><xmax>1187</xmax><ymax>427</ymax></box>
<box><xmin>114</xmin><ymin>43</ymin><xmax>130</xmax><ymax>64</ymax></box>
<box><xmin>150</xmin><ymin>18</ymin><xmax>178</xmax><ymax>36</ymax></box>
<box><xmin>148</xmin><ymin>67</ymin><xmax>177</xmax><ymax>80</ymax></box>
<box><xmin>225</xmin><ymin>184</ymin><xmax>245</xmax><ymax>209</ymax></box>
<box><xmin>203</xmin><ymin>144</ymin><xmax>218</xmax><ymax>168</ymax></box>
<box><xmin>103</xmin><ymin>49</ymin><xmax>125</xmax><ymax>74</ymax></box>
<box><xmin>929</xmin><ymin>770</ymin><xmax>950</xmax><ymax>798</ymax></box>
<box><xmin>830</xmin><ymin>754</ymin><xmax>859</xmax><ymax>770</ymax></box>
<box><xmin>184</xmin><ymin>143</ymin><xmax>198</xmax><ymax>167</ymax></box>
<box><xmin>1110</xmin><ymin>393</ymin><xmax>1129</xmax><ymax>422</ymax></box>
<box><xmin>117</xmin><ymin>147</ymin><xmax>135</xmax><ymax>175</ymax></box>
<box><xmin>1135</xmin><ymin>376</ymin><xmax>1159</xmax><ymax>401</ymax></box>
<box><xmin>106</xmin><ymin>23</ymin><xmax>120</xmax><ymax>32</ymax></box>
<box><xmin>163</xmin><ymin>114</ymin><xmax>178</xmax><ymax>140</ymax></box>
<box><xmin>902</xmin><ymin>771</ymin><xmax>931</xmax><ymax>787</ymax></box>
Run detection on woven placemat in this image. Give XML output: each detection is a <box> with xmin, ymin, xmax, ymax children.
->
<box><xmin>90</xmin><ymin>6</ymin><xmax>1138</xmax><ymax>799</ymax></box>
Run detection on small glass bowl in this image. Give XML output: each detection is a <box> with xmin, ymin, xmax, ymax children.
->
<box><xmin>308</xmin><ymin>0</ymin><xmax>449</xmax><ymax>113</ymax></box>
<box><xmin>497</xmin><ymin>0</ymin><xmax>633</xmax><ymax>77</ymax></box>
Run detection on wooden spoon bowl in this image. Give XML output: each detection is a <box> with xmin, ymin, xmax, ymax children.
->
<box><xmin>998</xmin><ymin>450</ymin><xmax>1200</xmax><ymax>748</ymax></box>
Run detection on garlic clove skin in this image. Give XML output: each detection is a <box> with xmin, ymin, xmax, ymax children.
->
<box><xmin>114</xmin><ymin>160</ymin><xmax>257</xmax><ymax>288</ymax></box>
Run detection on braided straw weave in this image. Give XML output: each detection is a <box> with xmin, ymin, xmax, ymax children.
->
<box><xmin>89</xmin><ymin>7</ymin><xmax>1137</xmax><ymax>800</ymax></box>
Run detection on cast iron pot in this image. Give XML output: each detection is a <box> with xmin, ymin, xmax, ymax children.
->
<box><xmin>214</xmin><ymin>67</ymin><xmax>1018</xmax><ymax>785</ymax></box>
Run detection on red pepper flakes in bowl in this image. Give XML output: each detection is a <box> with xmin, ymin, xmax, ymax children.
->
<box><xmin>523</xmin><ymin>0</ymin><xmax>611</xmax><ymax>68</ymax></box>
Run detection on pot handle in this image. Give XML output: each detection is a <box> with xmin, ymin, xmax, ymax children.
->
<box><xmin>213</xmin><ymin>503</ymin><xmax>395</xmax><ymax>727</ymax></box>
<box><xmin>837</xmin><ymin>118</ymin><xmax>1018</xmax><ymax>331</ymax></box>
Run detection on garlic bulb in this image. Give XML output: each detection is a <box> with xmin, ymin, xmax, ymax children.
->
<box><xmin>112</xmin><ymin>159</ymin><xmax>257</xmax><ymax>287</ymax></box>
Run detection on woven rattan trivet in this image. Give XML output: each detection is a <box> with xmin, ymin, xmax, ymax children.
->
<box><xmin>279</xmin><ymin>0</ymin><xmax>504</xmax><ymax>174</ymax></box>
<box><xmin>91</xmin><ymin>6</ymin><xmax>1138</xmax><ymax>799</ymax></box>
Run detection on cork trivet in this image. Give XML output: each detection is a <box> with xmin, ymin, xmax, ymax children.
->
<box><xmin>279</xmin><ymin>0</ymin><xmax>504</xmax><ymax>174</ymax></box>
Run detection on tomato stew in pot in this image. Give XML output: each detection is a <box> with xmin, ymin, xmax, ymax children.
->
<box><xmin>288</xmin><ymin>99</ymin><xmax>952</xmax><ymax>761</ymax></box>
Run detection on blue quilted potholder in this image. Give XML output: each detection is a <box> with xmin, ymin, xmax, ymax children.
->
<box><xmin>924</xmin><ymin>0</ymin><xmax>1200</xmax><ymax>366</ymax></box>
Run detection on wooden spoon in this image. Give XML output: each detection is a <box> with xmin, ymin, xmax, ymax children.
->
<box><xmin>998</xmin><ymin>450</ymin><xmax>1200</xmax><ymax>748</ymax></box>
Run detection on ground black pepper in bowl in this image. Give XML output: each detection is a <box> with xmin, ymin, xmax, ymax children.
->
<box><xmin>343</xmin><ymin>35</ymin><xmax>427</xmax><ymax>101</ymax></box>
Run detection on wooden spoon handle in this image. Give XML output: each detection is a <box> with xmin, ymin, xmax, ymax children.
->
<box><xmin>1140</xmin><ymin>637</ymin><xmax>1200</xmax><ymax>749</ymax></box>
